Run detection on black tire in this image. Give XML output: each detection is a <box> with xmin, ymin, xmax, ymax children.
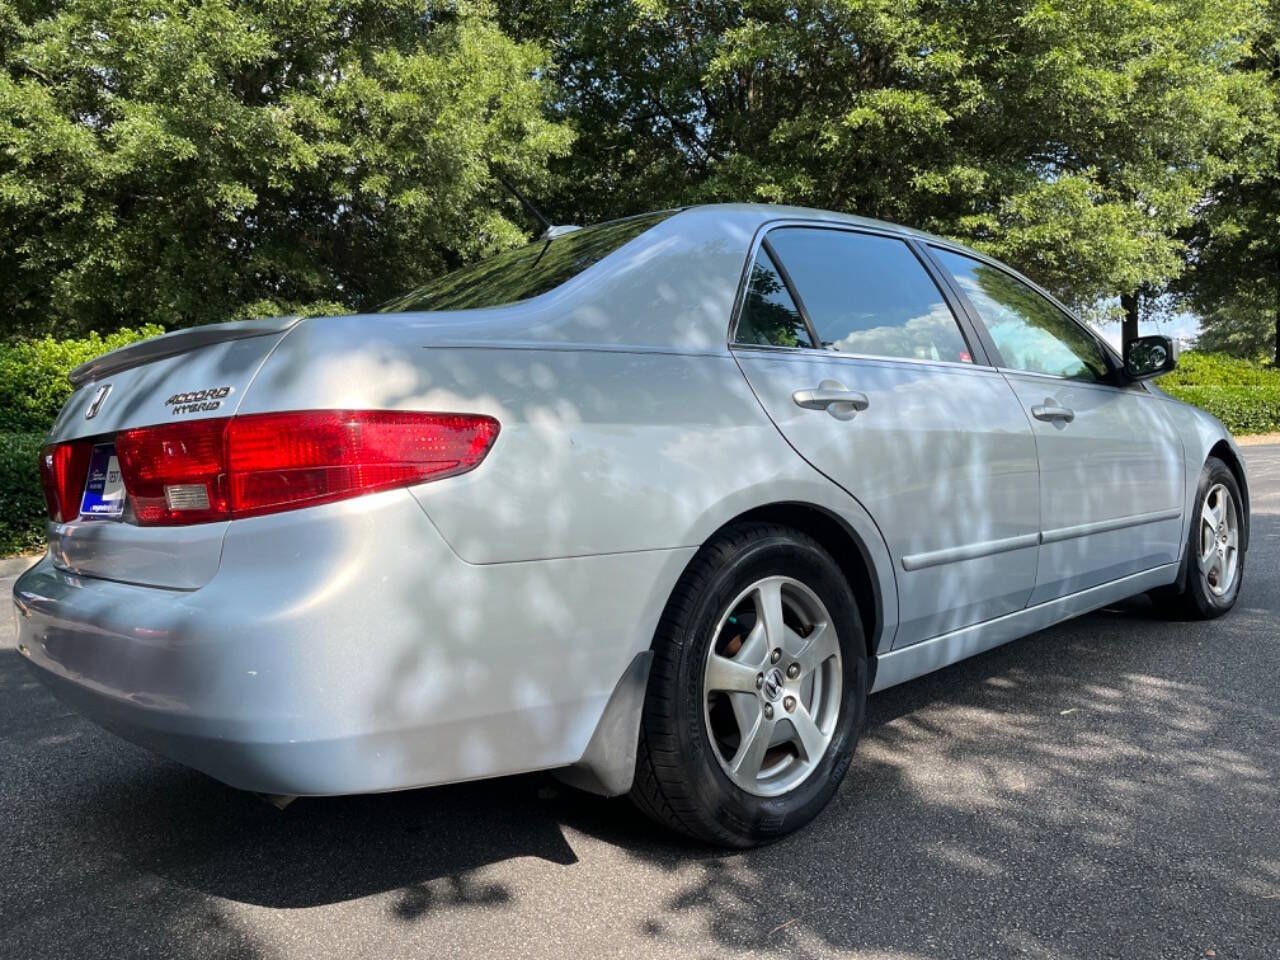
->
<box><xmin>630</xmin><ymin>522</ymin><xmax>868</xmax><ymax>847</ymax></box>
<box><xmin>1156</xmin><ymin>456</ymin><xmax>1245</xmax><ymax>619</ymax></box>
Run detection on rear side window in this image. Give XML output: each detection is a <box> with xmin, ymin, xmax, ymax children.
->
<box><xmin>734</xmin><ymin>247</ymin><xmax>815</xmax><ymax>348</ymax></box>
<box><xmin>932</xmin><ymin>248</ymin><xmax>1110</xmax><ymax>382</ymax></box>
<box><xmin>380</xmin><ymin>212</ymin><xmax>675</xmax><ymax>312</ymax></box>
<box><xmin>765</xmin><ymin>228</ymin><xmax>973</xmax><ymax>363</ymax></box>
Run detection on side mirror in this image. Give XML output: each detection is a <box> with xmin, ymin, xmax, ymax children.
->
<box><xmin>1123</xmin><ymin>335</ymin><xmax>1177</xmax><ymax>381</ymax></box>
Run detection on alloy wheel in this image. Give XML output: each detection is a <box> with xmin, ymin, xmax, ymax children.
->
<box><xmin>1199</xmin><ymin>483</ymin><xmax>1240</xmax><ymax>597</ymax></box>
<box><xmin>702</xmin><ymin>576</ymin><xmax>842</xmax><ymax>797</ymax></box>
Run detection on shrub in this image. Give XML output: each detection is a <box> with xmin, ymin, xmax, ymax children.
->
<box><xmin>0</xmin><ymin>327</ymin><xmax>160</xmax><ymax>554</ymax></box>
<box><xmin>0</xmin><ymin>432</ymin><xmax>47</xmax><ymax>555</ymax></box>
<box><xmin>0</xmin><ymin>327</ymin><xmax>163</xmax><ymax>433</ymax></box>
<box><xmin>1161</xmin><ymin>385</ymin><xmax>1280</xmax><ymax>434</ymax></box>
<box><xmin>1161</xmin><ymin>352</ymin><xmax>1280</xmax><ymax>435</ymax></box>
<box><xmin>1162</xmin><ymin>350</ymin><xmax>1280</xmax><ymax>388</ymax></box>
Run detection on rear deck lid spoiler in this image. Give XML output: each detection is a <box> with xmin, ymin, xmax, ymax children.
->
<box><xmin>68</xmin><ymin>315</ymin><xmax>303</xmax><ymax>386</ymax></box>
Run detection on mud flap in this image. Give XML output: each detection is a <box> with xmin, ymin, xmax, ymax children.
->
<box><xmin>553</xmin><ymin>651</ymin><xmax>653</xmax><ymax>797</ymax></box>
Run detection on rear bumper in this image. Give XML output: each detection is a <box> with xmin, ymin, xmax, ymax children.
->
<box><xmin>13</xmin><ymin>490</ymin><xmax>692</xmax><ymax>795</ymax></box>
<box><xmin>22</xmin><ymin>650</ymin><xmax>388</xmax><ymax>796</ymax></box>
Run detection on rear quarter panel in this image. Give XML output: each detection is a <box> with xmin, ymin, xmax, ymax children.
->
<box><xmin>240</xmin><ymin>316</ymin><xmax>901</xmax><ymax>652</ymax></box>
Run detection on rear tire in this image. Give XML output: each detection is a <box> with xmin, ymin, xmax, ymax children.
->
<box><xmin>630</xmin><ymin>522</ymin><xmax>867</xmax><ymax>847</ymax></box>
<box><xmin>1156</xmin><ymin>456</ymin><xmax>1244</xmax><ymax>619</ymax></box>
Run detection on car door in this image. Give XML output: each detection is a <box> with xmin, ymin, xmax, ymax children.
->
<box><xmin>731</xmin><ymin>224</ymin><xmax>1041</xmax><ymax>649</ymax></box>
<box><xmin>928</xmin><ymin>246</ymin><xmax>1184</xmax><ymax>604</ymax></box>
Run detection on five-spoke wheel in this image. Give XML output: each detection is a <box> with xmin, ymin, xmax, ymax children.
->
<box><xmin>1198</xmin><ymin>482</ymin><xmax>1239</xmax><ymax>597</ymax></box>
<box><xmin>1154</xmin><ymin>455</ymin><xmax>1245</xmax><ymax>619</ymax></box>
<box><xmin>631</xmin><ymin>522</ymin><xmax>867</xmax><ymax>847</ymax></box>
<box><xmin>703</xmin><ymin>576</ymin><xmax>842</xmax><ymax>797</ymax></box>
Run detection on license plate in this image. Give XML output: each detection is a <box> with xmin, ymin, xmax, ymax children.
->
<box><xmin>79</xmin><ymin>444</ymin><xmax>126</xmax><ymax>519</ymax></box>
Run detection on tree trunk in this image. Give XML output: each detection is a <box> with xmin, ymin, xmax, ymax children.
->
<box><xmin>1121</xmin><ymin>292</ymin><xmax>1140</xmax><ymax>347</ymax></box>
<box><xmin>1274</xmin><ymin>251</ymin><xmax>1280</xmax><ymax>365</ymax></box>
<box><xmin>1273</xmin><ymin>299</ymin><xmax>1279</xmax><ymax>366</ymax></box>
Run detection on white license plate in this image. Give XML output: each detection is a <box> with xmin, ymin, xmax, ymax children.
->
<box><xmin>80</xmin><ymin>444</ymin><xmax>126</xmax><ymax>519</ymax></box>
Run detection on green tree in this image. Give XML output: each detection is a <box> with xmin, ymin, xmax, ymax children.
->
<box><xmin>0</xmin><ymin>0</ymin><xmax>572</xmax><ymax>338</ymax></box>
<box><xmin>1177</xmin><ymin>1</ymin><xmax>1280</xmax><ymax>362</ymax></box>
<box><xmin>505</xmin><ymin>0</ymin><xmax>1270</xmax><ymax>325</ymax></box>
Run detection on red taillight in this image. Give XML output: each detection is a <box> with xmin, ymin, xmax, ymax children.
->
<box><xmin>225</xmin><ymin>411</ymin><xmax>499</xmax><ymax>518</ymax></box>
<box><xmin>113</xmin><ymin>410</ymin><xmax>499</xmax><ymax>525</ymax></box>
<box><xmin>39</xmin><ymin>442</ymin><xmax>93</xmax><ymax>523</ymax></box>
<box><xmin>115</xmin><ymin>418</ymin><xmax>230</xmax><ymax>524</ymax></box>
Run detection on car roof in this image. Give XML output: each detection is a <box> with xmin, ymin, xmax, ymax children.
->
<box><xmin>673</xmin><ymin>202</ymin><xmax>970</xmax><ymax>253</ymax></box>
<box><xmin>364</xmin><ymin>201</ymin><xmax>1062</xmax><ymax>359</ymax></box>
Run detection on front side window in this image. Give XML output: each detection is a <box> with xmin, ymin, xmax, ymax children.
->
<box><xmin>764</xmin><ymin>228</ymin><xmax>973</xmax><ymax>363</ymax></box>
<box><xmin>932</xmin><ymin>248</ymin><xmax>1111</xmax><ymax>382</ymax></box>
<box><xmin>380</xmin><ymin>212</ymin><xmax>675</xmax><ymax>312</ymax></box>
<box><xmin>734</xmin><ymin>247</ymin><xmax>814</xmax><ymax>348</ymax></box>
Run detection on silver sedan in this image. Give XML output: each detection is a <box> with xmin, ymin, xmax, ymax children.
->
<box><xmin>13</xmin><ymin>204</ymin><xmax>1249</xmax><ymax>846</ymax></box>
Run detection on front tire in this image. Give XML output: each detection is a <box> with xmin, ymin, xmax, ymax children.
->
<box><xmin>1160</xmin><ymin>456</ymin><xmax>1245</xmax><ymax>619</ymax></box>
<box><xmin>630</xmin><ymin>522</ymin><xmax>867</xmax><ymax>847</ymax></box>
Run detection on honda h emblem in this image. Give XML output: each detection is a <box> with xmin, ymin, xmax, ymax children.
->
<box><xmin>85</xmin><ymin>384</ymin><xmax>112</xmax><ymax>420</ymax></box>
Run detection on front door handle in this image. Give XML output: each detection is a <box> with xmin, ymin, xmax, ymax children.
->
<box><xmin>1031</xmin><ymin>402</ymin><xmax>1075</xmax><ymax>423</ymax></box>
<box><xmin>792</xmin><ymin>380</ymin><xmax>870</xmax><ymax>421</ymax></box>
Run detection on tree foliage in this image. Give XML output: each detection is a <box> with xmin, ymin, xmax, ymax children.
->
<box><xmin>505</xmin><ymin>0</ymin><xmax>1272</xmax><ymax>316</ymax></box>
<box><xmin>0</xmin><ymin>0</ymin><xmax>573</xmax><ymax>337</ymax></box>
<box><xmin>1175</xmin><ymin>0</ymin><xmax>1280</xmax><ymax>360</ymax></box>
<box><xmin>0</xmin><ymin>0</ymin><xmax>1275</xmax><ymax>342</ymax></box>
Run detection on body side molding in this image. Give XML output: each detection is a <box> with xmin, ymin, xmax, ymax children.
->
<box><xmin>900</xmin><ymin>509</ymin><xmax>1182</xmax><ymax>572</ymax></box>
<box><xmin>901</xmin><ymin>532</ymin><xmax>1041</xmax><ymax>571</ymax></box>
<box><xmin>1039</xmin><ymin>508</ymin><xmax>1182</xmax><ymax>545</ymax></box>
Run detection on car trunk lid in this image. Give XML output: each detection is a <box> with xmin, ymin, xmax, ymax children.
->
<box><xmin>44</xmin><ymin>318</ymin><xmax>301</xmax><ymax>589</ymax></box>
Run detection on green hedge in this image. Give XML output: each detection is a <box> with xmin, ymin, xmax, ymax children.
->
<box><xmin>1161</xmin><ymin>352</ymin><xmax>1280</xmax><ymax>435</ymax></box>
<box><xmin>1161</xmin><ymin>350</ymin><xmax>1279</xmax><ymax>388</ymax></box>
<box><xmin>0</xmin><ymin>326</ymin><xmax>163</xmax><ymax>433</ymax></box>
<box><xmin>0</xmin><ymin>327</ymin><xmax>161</xmax><ymax>555</ymax></box>
<box><xmin>0</xmin><ymin>432</ymin><xmax>47</xmax><ymax>555</ymax></box>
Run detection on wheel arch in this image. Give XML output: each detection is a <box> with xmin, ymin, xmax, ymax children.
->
<box><xmin>1169</xmin><ymin>439</ymin><xmax>1252</xmax><ymax>597</ymax></box>
<box><xmin>683</xmin><ymin>501</ymin><xmax>887</xmax><ymax>679</ymax></box>
<box><xmin>563</xmin><ymin>499</ymin><xmax>889</xmax><ymax>800</ymax></box>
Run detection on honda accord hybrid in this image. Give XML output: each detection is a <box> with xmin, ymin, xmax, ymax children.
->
<box><xmin>13</xmin><ymin>204</ymin><xmax>1249</xmax><ymax>846</ymax></box>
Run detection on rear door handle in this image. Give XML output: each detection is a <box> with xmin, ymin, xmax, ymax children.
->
<box><xmin>792</xmin><ymin>381</ymin><xmax>870</xmax><ymax>420</ymax></box>
<box><xmin>1031</xmin><ymin>403</ymin><xmax>1075</xmax><ymax>423</ymax></box>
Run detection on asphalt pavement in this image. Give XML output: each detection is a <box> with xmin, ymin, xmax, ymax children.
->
<box><xmin>3</xmin><ymin>447</ymin><xmax>1278</xmax><ymax>960</ymax></box>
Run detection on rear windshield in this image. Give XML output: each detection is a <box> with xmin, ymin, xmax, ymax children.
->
<box><xmin>379</xmin><ymin>211</ymin><xmax>675</xmax><ymax>313</ymax></box>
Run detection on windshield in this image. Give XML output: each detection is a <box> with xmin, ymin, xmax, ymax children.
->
<box><xmin>379</xmin><ymin>211</ymin><xmax>676</xmax><ymax>313</ymax></box>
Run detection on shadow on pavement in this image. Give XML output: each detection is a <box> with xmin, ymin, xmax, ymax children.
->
<box><xmin>2</xmin><ymin>513</ymin><xmax>1277</xmax><ymax>957</ymax></box>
